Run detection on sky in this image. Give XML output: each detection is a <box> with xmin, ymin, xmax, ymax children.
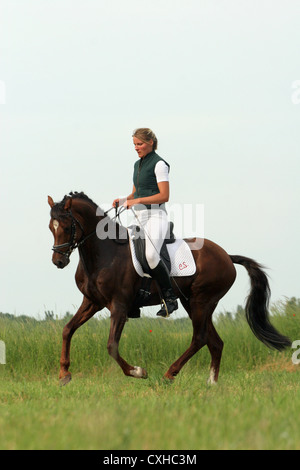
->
<box><xmin>0</xmin><ymin>0</ymin><xmax>299</xmax><ymax>320</ymax></box>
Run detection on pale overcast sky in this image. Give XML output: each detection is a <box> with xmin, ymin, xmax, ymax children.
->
<box><xmin>0</xmin><ymin>0</ymin><xmax>299</xmax><ymax>318</ymax></box>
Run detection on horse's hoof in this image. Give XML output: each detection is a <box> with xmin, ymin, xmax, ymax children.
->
<box><xmin>129</xmin><ymin>366</ymin><xmax>148</xmax><ymax>379</ymax></box>
<box><xmin>207</xmin><ymin>368</ymin><xmax>218</xmax><ymax>385</ymax></box>
<box><xmin>163</xmin><ymin>372</ymin><xmax>175</xmax><ymax>382</ymax></box>
<box><xmin>59</xmin><ymin>373</ymin><xmax>72</xmax><ymax>387</ymax></box>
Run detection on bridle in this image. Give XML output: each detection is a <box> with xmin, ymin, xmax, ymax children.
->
<box><xmin>52</xmin><ymin>210</ymin><xmax>96</xmax><ymax>260</ymax></box>
<box><xmin>51</xmin><ymin>205</ymin><xmax>126</xmax><ymax>260</ymax></box>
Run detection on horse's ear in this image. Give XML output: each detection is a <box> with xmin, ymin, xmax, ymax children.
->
<box><xmin>64</xmin><ymin>197</ymin><xmax>72</xmax><ymax>211</ymax></box>
<box><xmin>48</xmin><ymin>196</ymin><xmax>54</xmax><ymax>208</ymax></box>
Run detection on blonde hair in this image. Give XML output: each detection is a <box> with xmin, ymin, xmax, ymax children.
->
<box><xmin>132</xmin><ymin>128</ymin><xmax>158</xmax><ymax>151</ymax></box>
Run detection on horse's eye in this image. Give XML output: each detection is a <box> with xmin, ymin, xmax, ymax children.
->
<box><xmin>64</xmin><ymin>227</ymin><xmax>71</xmax><ymax>234</ymax></box>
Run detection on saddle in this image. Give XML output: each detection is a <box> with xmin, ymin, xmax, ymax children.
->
<box><xmin>129</xmin><ymin>222</ymin><xmax>176</xmax><ymax>275</ymax></box>
<box><xmin>113</xmin><ymin>221</ymin><xmax>175</xmax><ymax>272</ymax></box>
<box><xmin>112</xmin><ymin>221</ymin><xmax>195</xmax><ymax>318</ymax></box>
<box><xmin>126</xmin><ymin>222</ymin><xmax>176</xmax><ymax>318</ymax></box>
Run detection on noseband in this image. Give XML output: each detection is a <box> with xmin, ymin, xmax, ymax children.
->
<box><xmin>52</xmin><ymin>210</ymin><xmax>95</xmax><ymax>260</ymax></box>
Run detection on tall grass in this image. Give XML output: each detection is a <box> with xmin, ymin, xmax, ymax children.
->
<box><xmin>0</xmin><ymin>299</ymin><xmax>299</xmax><ymax>450</ymax></box>
<box><xmin>0</xmin><ymin>298</ymin><xmax>297</xmax><ymax>379</ymax></box>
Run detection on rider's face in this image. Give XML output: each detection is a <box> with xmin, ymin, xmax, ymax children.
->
<box><xmin>133</xmin><ymin>137</ymin><xmax>153</xmax><ymax>159</ymax></box>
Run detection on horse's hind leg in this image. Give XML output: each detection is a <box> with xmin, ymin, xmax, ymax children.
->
<box><xmin>164</xmin><ymin>299</ymin><xmax>222</xmax><ymax>383</ymax></box>
<box><xmin>206</xmin><ymin>321</ymin><xmax>223</xmax><ymax>384</ymax></box>
<box><xmin>164</xmin><ymin>299</ymin><xmax>213</xmax><ymax>381</ymax></box>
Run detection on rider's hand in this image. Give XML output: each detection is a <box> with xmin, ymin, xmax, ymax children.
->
<box><xmin>123</xmin><ymin>199</ymin><xmax>136</xmax><ymax>210</ymax></box>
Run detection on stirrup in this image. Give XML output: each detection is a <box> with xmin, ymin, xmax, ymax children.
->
<box><xmin>156</xmin><ymin>298</ymin><xmax>178</xmax><ymax>318</ymax></box>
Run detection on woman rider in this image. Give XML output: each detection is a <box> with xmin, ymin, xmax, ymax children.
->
<box><xmin>113</xmin><ymin>128</ymin><xmax>178</xmax><ymax>317</ymax></box>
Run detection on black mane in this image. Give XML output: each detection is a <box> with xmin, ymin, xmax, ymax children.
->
<box><xmin>51</xmin><ymin>191</ymin><xmax>99</xmax><ymax>218</ymax></box>
<box><xmin>63</xmin><ymin>191</ymin><xmax>98</xmax><ymax>210</ymax></box>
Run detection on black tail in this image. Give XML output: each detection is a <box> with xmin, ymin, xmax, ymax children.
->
<box><xmin>230</xmin><ymin>255</ymin><xmax>291</xmax><ymax>351</ymax></box>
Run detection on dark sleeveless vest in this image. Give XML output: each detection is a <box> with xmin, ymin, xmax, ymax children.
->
<box><xmin>133</xmin><ymin>151</ymin><xmax>170</xmax><ymax>209</ymax></box>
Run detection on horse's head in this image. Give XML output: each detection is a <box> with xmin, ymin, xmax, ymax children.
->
<box><xmin>48</xmin><ymin>195</ymin><xmax>84</xmax><ymax>269</ymax></box>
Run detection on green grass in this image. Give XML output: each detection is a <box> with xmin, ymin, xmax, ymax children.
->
<box><xmin>1</xmin><ymin>370</ymin><xmax>299</xmax><ymax>450</ymax></box>
<box><xmin>0</xmin><ymin>301</ymin><xmax>299</xmax><ymax>450</ymax></box>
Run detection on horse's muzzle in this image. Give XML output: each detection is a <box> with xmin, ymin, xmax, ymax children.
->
<box><xmin>52</xmin><ymin>255</ymin><xmax>70</xmax><ymax>269</ymax></box>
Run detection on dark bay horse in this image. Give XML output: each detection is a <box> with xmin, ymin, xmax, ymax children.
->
<box><xmin>48</xmin><ymin>192</ymin><xmax>291</xmax><ymax>386</ymax></box>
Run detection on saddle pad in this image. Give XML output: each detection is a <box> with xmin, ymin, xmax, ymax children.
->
<box><xmin>128</xmin><ymin>228</ymin><xmax>196</xmax><ymax>278</ymax></box>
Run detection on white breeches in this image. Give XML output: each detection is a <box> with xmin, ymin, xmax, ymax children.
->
<box><xmin>135</xmin><ymin>209</ymin><xmax>169</xmax><ymax>269</ymax></box>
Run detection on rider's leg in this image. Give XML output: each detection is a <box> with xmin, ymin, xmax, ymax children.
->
<box><xmin>141</xmin><ymin>209</ymin><xmax>178</xmax><ymax>317</ymax></box>
<box><xmin>150</xmin><ymin>260</ymin><xmax>178</xmax><ymax>317</ymax></box>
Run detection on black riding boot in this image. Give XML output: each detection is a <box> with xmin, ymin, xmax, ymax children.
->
<box><xmin>150</xmin><ymin>261</ymin><xmax>178</xmax><ymax>317</ymax></box>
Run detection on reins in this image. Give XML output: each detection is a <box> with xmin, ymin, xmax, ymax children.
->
<box><xmin>104</xmin><ymin>203</ymin><xmax>126</xmax><ymax>224</ymax></box>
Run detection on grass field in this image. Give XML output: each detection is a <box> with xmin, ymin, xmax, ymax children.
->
<box><xmin>0</xmin><ymin>299</ymin><xmax>299</xmax><ymax>450</ymax></box>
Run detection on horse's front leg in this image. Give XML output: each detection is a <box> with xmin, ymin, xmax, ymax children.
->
<box><xmin>59</xmin><ymin>296</ymin><xmax>99</xmax><ymax>386</ymax></box>
<box><xmin>107</xmin><ymin>303</ymin><xmax>147</xmax><ymax>379</ymax></box>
